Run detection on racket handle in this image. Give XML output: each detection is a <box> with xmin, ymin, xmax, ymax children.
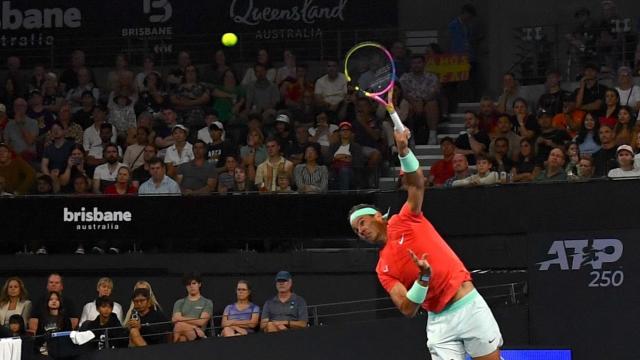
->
<box><xmin>389</xmin><ymin>111</ymin><xmax>405</xmax><ymax>132</ymax></box>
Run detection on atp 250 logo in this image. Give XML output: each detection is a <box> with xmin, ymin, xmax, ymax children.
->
<box><xmin>537</xmin><ymin>239</ymin><xmax>624</xmax><ymax>288</ymax></box>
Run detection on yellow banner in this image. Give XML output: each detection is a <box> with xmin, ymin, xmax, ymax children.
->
<box><xmin>425</xmin><ymin>54</ymin><xmax>470</xmax><ymax>83</ymax></box>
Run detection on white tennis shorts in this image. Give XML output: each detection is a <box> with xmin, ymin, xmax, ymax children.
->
<box><xmin>426</xmin><ymin>289</ymin><xmax>503</xmax><ymax>360</ymax></box>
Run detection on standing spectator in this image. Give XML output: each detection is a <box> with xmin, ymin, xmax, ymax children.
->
<box><xmin>92</xmin><ymin>143</ymin><xmax>124</xmax><ymax>193</ymax></box>
<box><xmin>511</xmin><ymin>98</ymin><xmax>538</xmax><ymax>140</ymax></box>
<box><xmin>260</xmin><ymin>271</ymin><xmax>308</xmax><ymax>333</ymax></box>
<box><xmin>0</xmin><ymin>143</ymin><xmax>35</xmax><ymax>195</ymax></box>
<box><xmin>245</xmin><ymin>64</ymin><xmax>280</xmax><ymax>123</ymax></box>
<box><xmin>575</xmin><ymin>112</ymin><xmax>601</xmax><ymax>155</ymax></box>
<box><xmin>79</xmin><ymin>296</ymin><xmax>127</xmax><ymax>349</ymax></box>
<box><xmin>534</xmin><ymin>110</ymin><xmax>571</xmax><ymax>165</ymax></box>
<box><xmin>79</xmin><ymin>278</ymin><xmax>123</xmax><ymax>327</ymax></box>
<box><xmin>535</xmin><ymin>148</ymin><xmax>568</xmax><ymax>182</ymax></box>
<box><xmin>201</xmin><ymin>49</ymin><xmax>231</xmax><ymax>87</ymax></box>
<box><xmin>496</xmin><ymin>72</ymin><xmax>525</xmax><ymax>115</ymax></box>
<box><xmin>255</xmin><ymin>138</ymin><xmax>293</xmax><ymax>192</ymax></box>
<box><xmin>275</xmin><ymin>49</ymin><xmax>297</xmax><ymax>85</ymax></box>
<box><xmin>29</xmin><ymin>274</ymin><xmax>79</xmax><ymax>333</ymax></box>
<box><xmin>138</xmin><ymin>157</ymin><xmax>181</xmax><ymax>195</ymax></box>
<box><xmin>0</xmin><ymin>277</ymin><xmax>31</xmax><ymax>327</ymax></box>
<box><xmin>135</xmin><ymin>54</ymin><xmax>157</xmax><ymax>92</ymax></box>
<box><xmin>444</xmin><ymin>154</ymin><xmax>473</xmax><ymax>188</ymax></box>
<box><xmin>614</xmin><ymin>66</ymin><xmax>640</xmax><ymax>116</ymax></box>
<box><xmin>104</xmin><ymin>166</ymin><xmax>137</xmax><ymax>195</ymax></box>
<box><xmin>329</xmin><ymin>122</ymin><xmax>364</xmax><ymax>190</ymax></box>
<box><xmin>221</xmin><ymin>280</ymin><xmax>260</xmax><ymax>337</ymax></box>
<box><xmin>176</xmin><ymin>140</ymin><xmax>217</xmax><ymax>195</ymax></box>
<box><xmin>54</xmin><ymin>103</ymin><xmax>83</xmax><ymax>145</ymax></box>
<box><xmin>131</xmin><ymin>144</ymin><xmax>157</xmax><ymax>188</ymax></box>
<box><xmin>489</xmin><ymin>115</ymin><xmax>521</xmax><ymax>160</ymax></box>
<box><xmin>135</xmin><ymin>71</ymin><xmax>166</xmax><ymax>118</ymax></box>
<box><xmin>170</xmin><ymin>65</ymin><xmax>210</xmax><ymax>134</ymax></box>
<box><xmin>164</xmin><ymin>124</ymin><xmax>194</xmax><ymax>178</ymax></box>
<box><xmin>455</xmin><ymin>111</ymin><xmax>490</xmax><ymax>165</ymax></box>
<box><xmin>511</xmin><ymin>138</ymin><xmax>537</xmax><ymax>183</ymax></box>
<box><xmin>314</xmin><ymin>60</ymin><xmax>348</xmax><ymax>114</ymax></box>
<box><xmin>65</xmin><ymin>67</ymin><xmax>99</xmax><ymax>112</ymax></box>
<box><xmin>591</xmin><ymin>124</ymin><xmax>618</xmax><ymax>177</ymax></box>
<box><xmin>241</xmin><ymin>48</ymin><xmax>276</xmax><ymax>85</ymax></box>
<box><xmin>4</xmin><ymin>98</ymin><xmax>38</xmax><ymax>162</ymax></box>
<box><xmin>127</xmin><ymin>288</ymin><xmax>171</xmax><ymax>347</ymax></box>
<box><xmin>41</xmin><ymin>121</ymin><xmax>74</xmax><ymax>177</ymax></box>
<box><xmin>575</xmin><ymin>63</ymin><xmax>607</xmax><ymax>112</ymax></box>
<box><xmin>294</xmin><ymin>143</ymin><xmax>328</xmax><ymax>193</ymax></box>
<box><xmin>123</xmin><ymin>127</ymin><xmax>150</xmax><ymax>171</ymax></box>
<box><xmin>399</xmin><ymin>55</ymin><xmax>440</xmax><ymax>144</ymax></box>
<box><xmin>447</xmin><ymin>4</ymin><xmax>478</xmax><ymax>100</ymax></box>
<box><xmin>34</xmin><ymin>291</ymin><xmax>72</xmax><ymax>353</ymax></box>
<box><xmin>212</xmin><ymin>69</ymin><xmax>245</xmax><ymax>126</ymax></box>
<box><xmin>123</xmin><ymin>281</ymin><xmax>163</xmax><ymax>325</ymax></box>
<box><xmin>614</xmin><ymin>105</ymin><xmax>635</xmax><ymax>145</ymax></box>
<box><xmin>83</xmin><ymin>105</ymin><xmax>117</xmax><ymax>152</ymax></box>
<box><xmin>166</xmin><ymin>51</ymin><xmax>192</xmax><ymax>91</ymax></box>
<box><xmin>428</xmin><ymin>137</ymin><xmax>455</xmax><ymax>187</ymax></box>
<box><xmin>551</xmin><ymin>93</ymin><xmax>585</xmax><ymax>138</ymax></box>
<box><xmin>171</xmin><ymin>273</ymin><xmax>213</xmax><ymax>342</ymax></box>
<box><xmin>452</xmin><ymin>154</ymin><xmax>499</xmax><ymax>187</ymax></box>
<box><xmin>608</xmin><ymin>145</ymin><xmax>640</xmax><ymax>178</ymax></box>
<box><xmin>538</xmin><ymin>70</ymin><xmax>569</xmax><ymax>116</ymax></box>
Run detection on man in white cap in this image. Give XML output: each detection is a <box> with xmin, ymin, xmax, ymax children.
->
<box><xmin>608</xmin><ymin>144</ymin><xmax>640</xmax><ymax>178</ymax></box>
<box><xmin>205</xmin><ymin>121</ymin><xmax>233</xmax><ymax>168</ymax></box>
<box><xmin>164</xmin><ymin>124</ymin><xmax>194</xmax><ymax>178</ymax></box>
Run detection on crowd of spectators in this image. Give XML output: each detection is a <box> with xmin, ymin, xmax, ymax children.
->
<box><xmin>0</xmin><ymin>272</ymin><xmax>309</xmax><ymax>355</ymax></box>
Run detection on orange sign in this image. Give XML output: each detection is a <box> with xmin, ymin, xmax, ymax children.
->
<box><xmin>425</xmin><ymin>54</ymin><xmax>470</xmax><ymax>83</ymax></box>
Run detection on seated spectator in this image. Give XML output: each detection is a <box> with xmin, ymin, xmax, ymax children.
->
<box><xmin>452</xmin><ymin>154</ymin><xmax>498</xmax><ymax>187</ymax></box>
<box><xmin>106</xmin><ymin>54</ymin><xmax>130</xmax><ymax>93</ymax></box>
<box><xmin>177</xmin><ymin>140</ymin><xmax>217</xmax><ymax>195</ymax></box>
<box><xmin>34</xmin><ymin>291</ymin><xmax>72</xmax><ymax>353</ymax></box>
<box><xmin>104</xmin><ymin>166</ymin><xmax>137</xmax><ymax>195</ymax></box>
<box><xmin>212</xmin><ymin>69</ymin><xmax>245</xmax><ymax>126</ymax></box>
<box><xmin>41</xmin><ymin>121</ymin><xmax>74</xmax><ymax>177</ymax></box>
<box><xmin>135</xmin><ymin>54</ymin><xmax>157</xmax><ymax>92</ymax></box>
<box><xmin>455</xmin><ymin>111</ymin><xmax>490</xmax><ymax>165</ymax></box>
<box><xmin>59</xmin><ymin>50</ymin><xmax>92</xmax><ymax>93</ymax></box>
<box><xmin>130</xmin><ymin>112</ymin><xmax>157</xmax><ymax>146</ymax></box>
<box><xmin>328</xmin><ymin>122</ymin><xmax>364</xmax><ymax>190</ymax></box>
<box><xmin>511</xmin><ymin>97</ymin><xmax>538</xmax><ymax>140</ymax></box>
<box><xmin>592</xmin><ymin>124</ymin><xmax>618</xmax><ymax>177</ymax></box>
<box><xmin>71</xmin><ymin>175</ymin><xmax>90</xmax><ymax>196</ymax></box>
<box><xmin>608</xmin><ymin>145</ymin><xmax>640</xmax><ymax>178</ymax></box>
<box><xmin>634</xmin><ymin>131</ymin><xmax>640</xmax><ymax>169</ymax></box>
<box><xmin>551</xmin><ymin>92</ymin><xmax>584</xmax><ymax>138</ymax></box>
<box><xmin>614</xmin><ymin>105</ymin><xmax>635</xmax><ymax>145</ymax></box>
<box><xmin>273</xmin><ymin>114</ymin><xmax>295</xmax><ymax>156</ymax></box>
<box><xmin>308</xmin><ymin>110</ymin><xmax>338</xmax><ymax>160</ymax></box>
<box><xmin>493</xmin><ymin>137</ymin><xmax>514</xmax><ymax>173</ymax></box>
<box><xmin>573</xmin><ymin>155</ymin><xmax>595</xmax><ymax>181</ymax></box>
<box><xmin>231</xmin><ymin>166</ymin><xmax>256</xmax><ymax>194</ymax></box>
<box><xmin>538</xmin><ymin>70</ymin><xmax>568</xmax><ymax>116</ymax></box>
<box><xmin>477</xmin><ymin>96</ymin><xmax>500</xmax><ymax>136</ymax></box>
<box><xmin>27</xmin><ymin>89</ymin><xmax>55</xmax><ymax>139</ymax></box>
<box><xmin>314</xmin><ymin>60</ymin><xmax>347</xmax><ymax>114</ymax></box>
<box><xmin>65</xmin><ymin>67</ymin><xmax>99</xmax><ymax>112</ymax></box>
<box><xmin>201</xmin><ymin>49</ymin><xmax>230</xmax><ymax>87</ymax></box>
<box><xmin>282</xmin><ymin>64</ymin><xmax>313</xmax><ymax>114</ymax></box>
<box><xmin>4</xmin><ymin>98</ymin><xmax>38</xmax><ymax>162</ymax></box>
<box><xmin>52</xmin><ymin>102</ymin><xmax>83</xmax><ymax>145</ymax></box>
<box><xmin>534</xmin><ymin>109</ymin><xmax>571</xmax><ymax>166</ymax></box>
<box><xmin>275</xmin><ymin>49</ymin><xmax>297</xmax><ymax>85</ymax></box>
<box><xmin>154</xmin><ymin>108</ymin><xmax>179</xmax><ymax>155</ymax></box>
<box><xmin>489</xmin><ymin>115</ymin><xmax>520</xmax><ymax>160</ymax></box>
<box><xmin>240</xmin><ymin>128</ymin><xmax>267</xmax><ymax>180</ymax></box>
<box><xmin>205</xmin><ymin>121</ymin><xmax>234</xmax><ymax>168</ymax></box>
<box><xmin>575</xmin><ymin>63</ymin><xmax>607</xmax><ymax>112</ymax></box>
<box><xmin>35</xmin><ymin>174</ymin><xmax>55</xmax><ymax>195</ymax></box>
<box><xmin>287</xmin><ymin>125</ymin><xmax>311</xmax><ymax>165</ymax></box>
<box><xmin>123</xmin><ymin>127</ymin><xmax>150</xmax><ymax>171</ymax></box>
<box><xmin>255</xmin><ymin>138</ymin><xmax>293</xmax><ymax>192</ymax></box>
<box><xmin>0</xmin><ymin>277</ymin><xmax>31</xmax><ymax>328</ymax></box>
<box><xmin>575</xmin><ymin>112</ymin><xmax>601</xmax><ymax>155</ymax></box>
<box><xmin>428</xmin><ymin>137</ymin><xmax>455</xmax><ymax>187</ymax></box>
<box><xmin>399</xmin><ymin>55</ymin><xmax>440</xmax><ymax>144</ymax></box>
<box><xmin>92</xmin><ymin>143</ymin><xmax>125</xmax><ymax>193</ymax></box>
<box><xmin>123</xmin><ymin>281</ymin><xmax>162</xmax><ymax>324</ymax></box>
<box><xmin>598</xmin><ymin>88</ymin><xmax>620</xmax><ymax>128</ymax></box>
<box><xmin>87</xmin><ymin>123</ymin><xmax>122</xmax><ymax>172</ymax></box>
<box><xmin>131</xmin><ymin>144</ymin><xmax>157</xmax><ymax>188</ymax></box>
<box><xmin>444</xmin><ymin>154</ymin><xmax>473</xmax><ymax>188</ymax></box>
<box><xmin>138</xmin><ymin>157</ymin><xmax>181</xmax><ymax>195</ymax></box>
<box><xmin>221</xmin><ymin>280</ymin><xmax>260</xmax><ymax>337</ymax></box>
<box><xmin>0</xmin><ymin>104</ymin><xmax>7</xmax><ymax>141</ymax></box>
<box><xmin>108</xmin><ymin>93</ymin><xmax>137</xmax><ymax>144</ymax></box>
<box><xmin>172</xmin><ymin>273</ymin><xmax>213</xmax><ymax>342</ymax></box>
<box><xmin>58</xmin><ymin>144</ymin><xmax>89</xmax><ymax>192</ymax></box>
<box><xmin>260</xmin><ymin>271</ymin><xmax>308</xmax><ymax>333</ymax></box>
<box><xmin>294</xmin><ymin>143</ymin><xmax>328</xmax><ymax>193</ymax></box>
<box><xmin>135</xmin><ymin>71</ymin><xmax>166</xmax><ymax>118</ymax></box>
<box><xmin>29</xmin><ymin>274</ymin><xmax>79</xmax><ymax>333</ymax></box>
<box><xmin>79</xmin><ymin>296</ymin><xmax>127</xmax><ymax>349</ymax></box>
<box><xmin>166</xmin><ymin>51</ymin><xmax>191</xmax><ymax>91</ymax></box>
<box><xmin>217</xmin><ymin>155</ymin><xmax>239</xmax><ymax>193</ymax></box>
<box><xmin>535</xmin><ymin>147</ymin><xmax>567</xmax><ymax>182</ymax></box>
<box><xmin>497</xmin><ymin>72</ymin><xmax>525</xmax><ymax>115</ymax></box>
<box><xmin>276</xmin><ymin>170</ymin><xmax>294</xmax><ymax>193</ymax></box>
<box><xmin>241</xmin><ymin>48</ymin><xmax>276</xmax><ymax>85</ymax></box>
<box><xmin>127</xmin><ymin>288</ymin><xmax>171</xmax><ymax>347</ymax></box>
<box><xmin>5</xmin><ymin>314</ymin><xmax>26</xmax><ymax>337</ymax></box>
<box><xmin>350</xmin><ymin>98</ymin><xmax>383</xmax><ymax>187</ymax></box>
<box><xmin>42</xmin><ymin>72</ymin><xmax>64</xmax><ymax>114</ymax></box>
<box><xmin>83</xmin><ymin>105</ymin><xmax>117</xmax><ymax>153</ymax></box>
<box><xmin>79</xmin><ymin>278</ymin><xmax>123</xmax><ymax>327</ymax></box>
<box><xmin>164</xmin><ymin>124</ymin><xmax>194</xmax><ymax>179</ymax></box>
<box><xmin>170</xmin><ymin>65</ymin><xmax>210</xmax><ymax>134</ymax></box>
<box><xmin>0</xmin><ymin>176</ymin><xmax>12</xmax><ymax>197</ymax></box>
<box><xmin>565</xmin><ymin>142</ymin><xmax>580</xmax><ymax>176</ymax></box>
<box><xmin>615</xmin><ymin>66</ymin><xmax>640</xmax><ymax>113</ymax></box>
<box><xmin>196</xmin><ymin>111</ymin><xmax>219</xmax><ymax>144</ymax></box>
<box><xmin>245</xmin><ymin>63</ymin><xmax>280</xmax><ymax>123</ymax></box>
<box><xmin>0</xmin><ymin>143</ymin><xmax>35</xmax><ymax>195</ymax></box>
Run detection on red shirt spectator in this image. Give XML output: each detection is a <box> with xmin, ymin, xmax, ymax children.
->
<box><xmin>429</xmin><ymin>137</ymin><xmax>455</xmax><ymax>186</ymax></box>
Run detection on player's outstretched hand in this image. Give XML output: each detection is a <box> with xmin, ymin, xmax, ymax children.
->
<box><xmin>393</xmin><ymin>128</ymin><xmax>411</xmax><ymax>156</ymax></box>
<box><xmin>408</xmin><ymin>249</ymin><xmax>431</xmax><ymax>276</ymax></box>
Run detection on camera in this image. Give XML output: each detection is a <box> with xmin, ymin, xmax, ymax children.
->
<box><xmin>131</xmin><ymin>310</ymin><xmax>139</xmax><ymax>321</ymax></box>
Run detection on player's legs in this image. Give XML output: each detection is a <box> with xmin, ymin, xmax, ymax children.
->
<box><xmin>459</xmin><ymin>291</ymin><xmax>503</xmax><ymax>359</ymax></box>
<box><xmin>426</xmin><ymin>311</ymin><xmax>466</xmax><ymax>360</ymax></box>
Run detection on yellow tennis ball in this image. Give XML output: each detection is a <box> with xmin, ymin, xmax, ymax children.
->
<box><xmin>221</xmin><ymin>33</ymin><xmax>238</xmax><ymax>47</ymax></box>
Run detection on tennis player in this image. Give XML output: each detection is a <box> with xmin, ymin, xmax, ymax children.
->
<box><xmin>348</xmin><ymin>129</ymin><xmax>502</xmax><ymax>360</ymax></box>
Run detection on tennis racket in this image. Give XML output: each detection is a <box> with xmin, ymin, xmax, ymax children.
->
<box><xmin>344</xmin><ymin>41</ymin><xmax>405</xmax><ymax>132</ymax></box>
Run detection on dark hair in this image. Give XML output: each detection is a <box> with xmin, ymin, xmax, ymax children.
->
<box><xmin>47</xmin><ymin>291</ymin><xmax>63</xmax><ymax>312</ymax></box>
<box><xmin>8</xmin><ymin>314</ymin><xmax>25</xmax><ymax>335</ymax></box>
<box><xmin>193</xmin><ymin>139</ymin><xmax>208</xmax><ymax>148</ymax></box>
<box><xmin>80</xmin><ymin>90</ymin><xmax>95</xmax><ymax>99</ymax></box>
<box><xmin>237</xmin><ymin>279</ymin><xmax>252</xmax><ymax>301</ymax></box>
<box><xmin>439</xmin><ymin>136</ymin><xmax>454</xmax><ymax>145</ymax></box>
<box><xmin>518</xmin><ymin>138</ymin><xmax>536</xmax><ymax>162</ymax></box>
<box><xmin>143</xmin><ymin>71</ymin><xmax>164</xmax><ymax>89</ymax></box>
<box><xmin>99</xmin><ymin>123</ymin><xmax>113</xmax><ymax>132</ymax></box>
<box><xmin>475</xmin><ymin>153</ymin><xmax>493</xmax><ymax>165</ymax></box>
<box><xmin>132</xmin><ymin>287</ymin><xmax>151</xmax><ymax>300</ymax></box>
<box><xmin>95</xmin><ymin>296</ymin><xmax>114</xmax><ymax>310</ymax></box>
<box><xmin>513</xmin><ymin>97</ymin><xmax>528</xmax><ymax>109</ymax></box>
<box><xmin>575</xmin><ymin>112</ymin><xmax>601</xmax><ymax>145</ymax></box>
<box><xmin>94</xmin><ymin>103</ymin><xmax>109</xmax><ymax>114</ymax></box>
<box><xmin>254</xmin><ymin>62</ymin><xmax>267</xmax><ymax>71</ymax></box>
<box><xmin>461</xmin><ymin>3</ymin><xmax>477</xmax><ymax>16</ymax></box>
<box><xmin>494</xmin><ymin>137</ymin><xmax>509</xmax><ymax>147</ymax></box>
<box><xmin>347</xmin><ymin>204</ymin><xmax>380</xmax><ymax>224</ymax></box>
<box><xmin>182</xmin><ymin>272</ymin><xmax>202</xmax><ymax>286</ymax></box>
<box><xmin>302</xmin><ymin>142</ymin><xmax>324</xmax><ymax>165</ymax></box>
<box><xmin>37</xmin><ymin>174</ymin><xmax>53</xmax><ymax>187</ymax></box>
<box><xmin>148</xmin><ymin>156</ymin><xmax>164</xmax><ymax>167</ymax></box>
<box><xmin>247</xmin><ymin>113</ymin><xmax>263</xmax><ymax>123</ymax></box>
<box><xmin>256</xmin><ymin>48</ymin><xmax>273</xmax><ymax>68</ymax></box>
<box><xmin>265</xmin><ymin>137</ymin><xmax>281</xmax><ymax>147</ymax></box>
<box><xmin>605</xmin><ymin>87</ymin><xmax>620</xmax><ymax>100</ymax></box>
<box><xmin>103</xmin><ymin>142</ymin><xmax>119</xmax><ymax>154</ymax></box>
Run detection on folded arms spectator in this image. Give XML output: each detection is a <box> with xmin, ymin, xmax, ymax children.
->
<box><xmin>222</xmin><ymin>280</ymin><xmax>260</xmax><ymax>337</ymax></box>
<box><xmin>261</xmin><ymin>271</ymin><xmax>308</xmax><ymax>333</ymax></box>
<box><xmin>172</xmin><ymin>273</ymin><xmax>212</xmax><ymax>342</ymax></box>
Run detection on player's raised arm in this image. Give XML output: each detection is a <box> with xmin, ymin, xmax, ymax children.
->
<box><xmin>394</xmin><ymin>129</ymin><xmax>424</xmax><ymax>214</ymax></box>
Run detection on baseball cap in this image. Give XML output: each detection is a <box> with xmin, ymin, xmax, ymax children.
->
<box><xmin>275</xmin><ymin>271</ymin><xmax>291</xmax><ymax>281</ymax></box>
<box><xmin>209</xmin><ymin>121</ymin><xmax>224</xmax><ymax>131</ymax></box>
<box><xmin>275</xmin><ymin>114</ymin><xmax>290</xmax><ymax>124</ymax></box>
<box><xmin>616</xmin><ymin>144</ymin><xmax>634</xmax><ymax>155</ymax></box>
<box><xmin>172</xmin><ymin>124</ymin><xmax>189</xmax><ymax>133</ymax></box>
<box><xmin>0</xmin><ymin>103</ymin><xmax>5</xmax><ymax>113</ymax></box>
<box><xmin>338</xmin><ymin>121</ymin><xmax>352</xmax><ymax>130</ymax></box>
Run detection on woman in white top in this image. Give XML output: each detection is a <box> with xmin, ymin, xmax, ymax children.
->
<box><xmin>0</xmin><ymin>277</ymin><xmax>32</xmax><ymax>326</ymax></box>
<box><xmin>615</xmin><ymin>66</ymin><xmax>640</xmax><ymax>118</ymax></box>
<box><xmin>79</xmin><ymin>277</ymin><xmax>123</xmax><ymax>326</ymax></box>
